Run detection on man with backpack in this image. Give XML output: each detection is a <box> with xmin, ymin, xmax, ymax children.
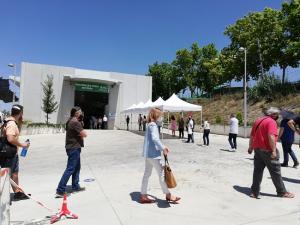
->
<box><xmin>0</xmin><ymin>104</ymin><xmax>30</xmax><ymax>200</ymax></box>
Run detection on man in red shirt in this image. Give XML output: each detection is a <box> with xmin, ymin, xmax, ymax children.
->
<box><xmin>248</xmin><ymin>107</ymin><xmax>294</xmax><ymax>199</ymax></box>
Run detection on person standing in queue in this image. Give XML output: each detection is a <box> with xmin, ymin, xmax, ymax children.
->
<box><xmin>56</xmin><ymin>106</ymin><xmax>87</xmax><ymax>198</ymax></box>
<box><xmin>203</xmin><ymin>119</ymin><xmax>210</xmax><ymax>146</ymax></box>
<box><xmin>126</xmin><ymin>115</ymin><xmax>130</xmax><ymax>131</ymax></box>
<box><xmin>0</xmin><ymin>104</ymin><xmax>30</xmax><ymax>200</ymax></box>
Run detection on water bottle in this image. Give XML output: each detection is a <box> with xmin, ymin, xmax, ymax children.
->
<box><xmin>20</xmin><ymin>139</ymin><xmax>30</xmax><ymax>157</ymax></box>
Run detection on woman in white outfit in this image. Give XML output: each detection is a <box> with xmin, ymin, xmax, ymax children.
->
<box><xmin>140</xmin><ymin>108</ymin><xmax>181</xmax><ymax>204</ymax></box>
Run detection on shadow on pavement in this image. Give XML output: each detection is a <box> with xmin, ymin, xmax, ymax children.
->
<box><xmin>281</xmin><ymin>177</ymin><xmax>300</xmax><ymax>184</ymax></box>
<box><xmin>130</xmin><ymin>192</ymin><xmax>171</xmax><ymax>208</ymax></box>
<box><xmin>197</xmin><ymin>144</ymin><xmax>209</xmax><ymax>147</ymax></box>
<box><xmin>219</xmin><ymin>148</ymin><xmax>232</xmax><ymax>152</ymax></box>
<box><xmin>233</xmin><ymin>185</ymin><xmax>278</xmax><ymax>198</ymax></box>
<box><xmin>10</xmin><ymin>193</ymin><xmax>31</xmax><ymax>202</ymax></box>
<box><xmin>245</xmin><ymin>157</ymin><xmax>254</xmax><ymax>161</ymax></box>
<box><xmin>129</xmin><ymin>131</ymin><xmax>181</xmax><ymax>140</ymax></box>
<box><xmin>65</xmin><ymin>185</ymin><xmax>75</xmax><ymax>193</ymax></box>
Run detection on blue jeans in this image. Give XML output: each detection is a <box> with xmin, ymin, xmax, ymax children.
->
<box><xmin>281</xmin><ymin>141</ymin><xmax>298</xmax><ymax>165</ymax></box>
<box><xmin>57</xmin><ymin>148</ymin><xmax>81</xmax><ymax>193</ymax></box>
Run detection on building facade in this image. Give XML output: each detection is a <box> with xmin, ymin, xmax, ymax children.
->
<box><xmin>20</xmin><ymin>62</ymin><xmax>152</xmax><ymax>129</ymax></box>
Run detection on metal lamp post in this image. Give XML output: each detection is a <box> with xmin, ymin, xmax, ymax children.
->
<box><xmin>8</xmin><ymin>63</ymin><xmax>16</xmax><ymax>103</ymax></box>
<box><xmin>239</xmin><ymin>47</ymin><xmax>247</xmax><ymax>138</ymax></box>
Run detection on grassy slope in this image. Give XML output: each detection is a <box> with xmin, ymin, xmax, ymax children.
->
<box><xmin>185</xmin><ymin>93</ymin><xmax>300</xmax><ymax>125</ymax></box>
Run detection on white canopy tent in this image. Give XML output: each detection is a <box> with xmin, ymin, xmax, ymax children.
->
<box><xmin>133</xmin><ymin>101</ymin><xmax>146</xmax><ymax>113</ymax></box>
<box><xmin>163</xmin><ymin>94</ymin><xmax>202</xmax><ymax>112</ymax></box>
<box><xmin>123</xmin><ymin>104</ymin><xmax>137</xmax><ymax>113</ymax></box>
<box><xmin>160</xmin><ymin>94</ymin><xmax>202</xmax><ymax>139</ymax></box>
<box><xmin>152</xmin><ymin>97</ymin><xmax>165</xmax><ymax>109</ymax></box>
<box><xmin>140</xmin><ymin>99</ymin><xmax>154</xmax><ymax>112</ymax></box>
<box><xmin>119</xmin><ymin>94</ymin><xmax>202</xmax><ymax>135</ymax></box>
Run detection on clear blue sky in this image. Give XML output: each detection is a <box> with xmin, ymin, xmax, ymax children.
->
<box><xmin>0</xmin><ymin>0</ymin><xmax>299</xmax><ymax>109</ymax></box>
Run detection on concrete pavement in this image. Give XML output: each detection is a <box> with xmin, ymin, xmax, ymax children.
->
<box><xmin>10</xmin><ymin>130</ymin><xmax>300</xmax><ymax>225</ymax></box>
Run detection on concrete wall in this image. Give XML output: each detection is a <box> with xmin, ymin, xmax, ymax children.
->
<box><xmin>195</xmin><ymin>124</ymin><xmax>300</xmax><ymax>143</ymax></box>
<box><xmin>20</xmin><ymin>62</ymin><xmax>75</xmax><ymax>124</ymax></box>
<box><xmin>20</xmin><ymin>62</ymin><xmax>152</xmax><ymax>128</ymax></box>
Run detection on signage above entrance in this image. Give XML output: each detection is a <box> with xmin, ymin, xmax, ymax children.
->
<box><xmin>75</xmin><ymin>82</ymin><xmax>109</xmax><ymax>93</ymax></box>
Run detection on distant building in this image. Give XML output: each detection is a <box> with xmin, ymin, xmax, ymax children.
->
<box><xmin>20</xmin><ymin>62</ymin><xmax>152</xmax><ymax>129</ymax></box>
<box><xmin>0</xmin><ymin>77</ymin><xmax>18</xmax><ymax>103</ymax></box>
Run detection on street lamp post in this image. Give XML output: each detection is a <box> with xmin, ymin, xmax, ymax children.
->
<box><xmin>239</xmin><ymin>47</ymin><xmax>247</xmax><ymax>138</ymax></box>
<box><xmin>8</xmin><ymin>63</ymin><xmax>16</xmax><ymax>103</ymax></box>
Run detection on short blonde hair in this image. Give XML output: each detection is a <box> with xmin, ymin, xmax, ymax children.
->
<box><xmin>147</xmin><ymin>108</ymin><xmax>162</xmax><ymax>123</ymax></box>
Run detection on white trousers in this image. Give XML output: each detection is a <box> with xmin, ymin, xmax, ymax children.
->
<box><xmin>141</xmin><ymin>158</ymin><xmax>170</xmax><ymax>195</ymax></box>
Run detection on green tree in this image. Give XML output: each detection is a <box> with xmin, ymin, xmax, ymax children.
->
<box><xmin>173</xmin><ymin>47</ymin><xmax>196</xmax><ymax>97</ymax></box>
<box><xmin>41</xmin><ymin>75</ymin><xmax>58</xmax><ymax>124</ymax></box>
<box><xmin>199</xmin><ymin>44</ymin><xmax>223</xmax><ymax>95</ymax></box>
<box><xmin>173</xmin><ymin>43</ymin><xmax>225</xmax><ymax>97</ymax></box>
<box><xmin>224</xmin><ymin>6</ymin><xmax>300</xmax><ymax>84</ymax></box>
<box><xmin>280</xmin><ymin>0</ymin><xmax>300</xmax><ymax>83</ymax></box>
<box><xmin>224</xmin><ymin>8</ymin><xmax>286</xmax><ymax>81</ymax></box>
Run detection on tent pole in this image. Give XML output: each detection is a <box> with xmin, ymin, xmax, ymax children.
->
<box><xmin>168</xmin><ymin>112</ymin><xmax>170</xmax><ymax>135</ymax></box>
<box><xmin>201</xmin><ymin>110</ymin><xmax>203</xmax><ymax>127</ymax></box>
<box><xmin>162</xmin><ymin>109</ymin><xmax>164</xmax><ymax>140</ymax></box>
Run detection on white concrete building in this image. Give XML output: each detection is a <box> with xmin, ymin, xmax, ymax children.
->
<box><xmin>20</xmin><ymin>62</ymin><xmax>152</xmax><ymax>129</ymax></box>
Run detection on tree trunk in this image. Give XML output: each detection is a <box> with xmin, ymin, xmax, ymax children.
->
<box><xmin>282</xmin><ymin>66</ymin><xmax>286</xmax><ymax>84</ymax></box>
<box><xmin>46</xmin><ymin>113</ymin><xmax>49</xmax><ymax>125</ymax></box>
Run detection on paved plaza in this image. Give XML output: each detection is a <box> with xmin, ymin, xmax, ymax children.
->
<box><xmin>10</xmin><ymin>130</ymin><xmax>300</xmax><ymax>225</ymax></box>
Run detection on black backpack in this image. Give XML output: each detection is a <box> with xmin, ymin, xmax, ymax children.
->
<box><xmin>0</xmin><ymin>120</ymin><xmax>18</xmax><ymax>159</ymax></box>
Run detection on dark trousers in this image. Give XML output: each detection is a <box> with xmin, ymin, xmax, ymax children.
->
<box><xmin>179</xmin><ymin>128</ymin><xmax>184</xmax><ymax>138</ymax></box>
<box><xmin>126</xmin><ymin>123</ymin><xmax>129</xmax><ymax>130</ymax></box>
<box><xmin>228</xmin><ymin>133</ymin><xmax>237</xmax><ymax>149</ymax></box>
<box><xmin>203</xmin><ymin>129</ymin><xmax>210</xmax><ymax>146</ymax></box>
<box><xmin>57</xmin><ymin>148</ymin><xmax>81</xmax><ymax>193</ymax></box>
<box><xmin>186</xmin><ymin>134</ymin><xmax>193</xmax><ymax>143</ymax></box>
<box><xmin>281</xmin><ymin>141</ymin><xmax>298</xmax><ymax>165</ymax></box>
<box><xmin>251</xmin><ymin>149</ymin><xmax>287</xmax><ymax>196</ymax></box>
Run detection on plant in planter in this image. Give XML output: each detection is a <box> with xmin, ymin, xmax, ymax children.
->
<box><xmin>41</xmin><ymin>75</ymin><xmax>59</xmax><ymax>125</ymax></box>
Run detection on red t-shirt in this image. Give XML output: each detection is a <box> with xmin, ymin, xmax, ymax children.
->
<box><xmin>251</xmin><ymin>116</ymin><xmax>278</xmax><ymax>152</ymax></box>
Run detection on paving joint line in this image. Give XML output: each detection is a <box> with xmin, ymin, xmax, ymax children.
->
<box><xmin>238</xmin><ymin>210</ymin><xmax>300</xmax><ymax>225</ymax></box>
<box><xmin>85</xmin><ymin>160</ymin><xmax>125</xmax><ymax>225</ymax></box>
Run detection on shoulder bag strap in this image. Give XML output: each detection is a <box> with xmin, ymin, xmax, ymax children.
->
<box><xmin>255</xmin><ymin>117</ymin><xmax>268</xmax><ymax>133</ymax></box>
<box><xmin>164</xmin><ymin>154</ymin><xmax>169</xmax><ymax>166</ymax></box>
<box><xmin>1</xmin><ymin>120</ymin><xmax>17</xmax><ymax>137</ymax></box>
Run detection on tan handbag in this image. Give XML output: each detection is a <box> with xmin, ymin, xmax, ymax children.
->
<box><xmin>164</xmin><ymin>155</ymin><xmax>177</xmax><ymax>188</ymax></box>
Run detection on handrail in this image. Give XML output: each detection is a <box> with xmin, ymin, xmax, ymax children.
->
<box><xmin>0</xmin><ymin>168</ymin><xmax>10</xmax><ymax>225</ymax></box>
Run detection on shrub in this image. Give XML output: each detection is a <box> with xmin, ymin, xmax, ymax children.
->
<box><xmin>26</xmin><ymin>123</ymin><xmax>65</xmax><ymax>129</ymax></box>
<box><xmin>215</xmin><ymin>115</ymin><xmax>222</xmax><ymax>124</ymax></box>
<box><xmin>236</xmin><ymin>112</ymin><xmax>243</xmax><ymax>125</ymax></box>
<box><xmin>249</xmin><ymin>74</ymin><xmax>297</xmax><ymax>102</ymax></box>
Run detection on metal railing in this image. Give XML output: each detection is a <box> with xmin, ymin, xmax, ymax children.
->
<box><xmin>0</xmin><ymin>168</ymin><xmax>10</xmax><ymax>225</ymax></box>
